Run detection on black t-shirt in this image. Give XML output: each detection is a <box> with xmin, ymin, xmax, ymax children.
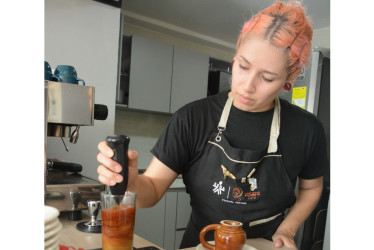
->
<box><xmin>151</xmin><ymin>91</ymin><xmax>328</xmax><ymax>187</ymax></box>
<box><xmin>151</xmin><ymin>91</ymin><xmax>328</xmax><ymax>247</ymax></box>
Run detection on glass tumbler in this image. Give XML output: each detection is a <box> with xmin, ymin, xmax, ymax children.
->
<box><xmin>101</xmin><ymin>191</ymin><xmax>136</xmax><ymax>250</ymax></box>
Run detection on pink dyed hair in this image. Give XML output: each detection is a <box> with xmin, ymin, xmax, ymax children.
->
<box><xmin>236</xmin><ymin>1</ymin><xmax>313</xmax><ymax>82</ymax></box>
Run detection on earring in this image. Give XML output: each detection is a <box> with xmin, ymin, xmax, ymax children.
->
<box><xmin>284</xmin><ymin>83</ymin><xmax>292</xmax><ymax>92</ymax></box>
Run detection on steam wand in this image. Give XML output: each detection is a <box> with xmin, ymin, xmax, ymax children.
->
<box><xmin>61</xmin><ymin>137</ymin><xmax>69</xmax><ymax>152</ymax></box>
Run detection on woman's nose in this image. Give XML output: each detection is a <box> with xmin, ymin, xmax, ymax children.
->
<box><xmin>243</xmin><ymin>74</ymin><xmax>257</xmax><ymax>92</ymax></box>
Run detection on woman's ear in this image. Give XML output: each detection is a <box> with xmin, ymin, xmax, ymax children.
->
<box><xmin>283</xmin><ymin>82</ymin><xmax>292</xmax><ymax>92</ymax></box>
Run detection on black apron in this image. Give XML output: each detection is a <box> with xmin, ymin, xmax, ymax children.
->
<box><xmin>180</xmin><ymin>95</ymin><xmax>296</xmax><ymax>248</ymax></box>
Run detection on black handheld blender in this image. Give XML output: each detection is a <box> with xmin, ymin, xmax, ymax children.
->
<box><xmin>106</xmin><ymin>135</ymin><xmax>131</xmax><ymax>196</ymax></box>
<box><xmin>76</xmin><ymin>135</ymin><xmax>130</xmax><ymax>233</ymax></box>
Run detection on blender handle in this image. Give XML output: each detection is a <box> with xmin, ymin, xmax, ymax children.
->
<box><xmin>106</xmin><ymin>135</ymin><xmax>130</xmax><ymax>195</ymax></box>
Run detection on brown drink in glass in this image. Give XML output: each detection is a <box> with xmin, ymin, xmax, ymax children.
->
<box><xmin>101</xmin><ymin>191</ymin><xmax>136</xmax><ymax>250</ymax></box>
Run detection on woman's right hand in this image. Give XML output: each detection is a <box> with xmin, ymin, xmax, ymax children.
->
<box><xmin>96</xmin><ymin>141</ymin><xmax>139</xmax><ymax>187</ymax></box>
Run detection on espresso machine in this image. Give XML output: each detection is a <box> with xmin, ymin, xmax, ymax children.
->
<box><xmin>44</xmin><ymin>80</ymin><xmax>106</xmax><ymax>231</ymax></box>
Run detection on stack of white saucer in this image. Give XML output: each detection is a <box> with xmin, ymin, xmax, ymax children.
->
<box><xmin>45</xmin><ymin>206</ymin><xmax>63</xmax><ymax>250</ymax></box>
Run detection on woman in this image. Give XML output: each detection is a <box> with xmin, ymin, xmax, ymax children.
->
<box><xmin>97</xmin><ymin>1</ymin><xmax>328</xmax><ymax>249</ymax></box>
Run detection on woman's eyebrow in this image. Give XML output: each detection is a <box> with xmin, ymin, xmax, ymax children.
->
<box><xmin>238</xmin><ymin>55</ymin><xmax>279</xmax><ymax>76</ymax></box>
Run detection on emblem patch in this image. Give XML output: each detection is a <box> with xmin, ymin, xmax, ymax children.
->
<box><xmin>217</xmin><ymin>165</ymin><xmax>261</xmax><ymax>202</ymax></box>
<box><xmin>232</xmin><ymin>187</ymin><xmax>243</xmax><ymax>199</ymax></box>
<box><xmin>212</xmin><ymin>181</ymin><xmax>225</xmax><ymax>195</ymax></box>
<box><xmin>248</xmin><ymin>178</ymin><xmax>257</xmax><ymax>191</ymax></box>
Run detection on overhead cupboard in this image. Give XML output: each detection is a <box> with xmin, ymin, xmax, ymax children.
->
<box><xmin>118</xmin><ymin>35</ymin><xmax>210</xmax><ymax>113</ymax></box>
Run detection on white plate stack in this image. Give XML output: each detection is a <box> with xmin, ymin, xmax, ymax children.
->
<box><xmin>45</xmin><ymin>206</ymin><xmax>62</xmax><ymax>250</ymax></box>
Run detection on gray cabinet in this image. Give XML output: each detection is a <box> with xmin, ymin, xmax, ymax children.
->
<box><xmin>175</xmin><ymin>191</ymin><xmax>191</xmax><ymax>230</ymax></box>
<box><xmin>134</xmin><ymin>195</ymin><xmax>166</xmax><ymax>247</ymax></box>
<box><xmin>128</xmin><ymin>35</ymin><xmax>173</xmax><ymax>113</ymax></box>
<box><xmin>170</xmin><ymin>46</ymin><xmax>209</xmax><ymax>113</ymax></box>
<box><xmin>174</xmin><ymin>191</ymin><xmax>192</xmax><ymax>249</ymax></box>
<box><xmin>134</xmin><ymin>188</ymin><xmax>192</xmax><ymax>250</ymax></box>
<box><xmin>128</xmin><ymin>35</ymin><xmax>209</xmax><ymax>113</ymax></box>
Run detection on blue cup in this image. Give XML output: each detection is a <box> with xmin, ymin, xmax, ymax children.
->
<box><xmin>53</xmin><ymin>65</ymin><xmax>85</xmax><ymax>86</ymax></box>
<box><xmin>45</xmin><ymin>61</ymin><xmax>60</xmax><ymax>81</ymax></box>
<box><xmin>45</xmin><ymin>61</ymin><xmax>52</xmax><ymax>80</ymax></box>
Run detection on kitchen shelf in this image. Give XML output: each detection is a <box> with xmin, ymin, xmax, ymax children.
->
<box><xmin>116</xmin><ymin>103</ymin><xmax>128</xmax><ymax>109</ymax></box>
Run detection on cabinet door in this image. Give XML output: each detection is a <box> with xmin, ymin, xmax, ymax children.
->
<box><xmin>164</xmin><ymin>192</ymin><xmax>178</xmax><ymax>250</ymax></box>
<box><xmin>176</xmin><ymin>191</ymin><xmax>192</xmax><ymax>229</ymax></box>
<box><xmin>175</xmin><ymin>230</ymin><xmax>185</xmax><ymax>250</ymax></box>
<box><xmin>134</xmin><ymin>195</ymin><xmax>166</xmax><ymax>248</ymax></box>
<box><xmin>128</xmin><ymin>35</ymin><xmax>173</xmax><ymax>113</ymax></box>
<box><xmin>175</xmin><ymin>191</ymin><xmax>192</xmax><ymax>249</ymax></box>
<box><xmin>170</xmin><ymin>46</ymin><xmax>209</xmax><ymax>113</ymax></box>
<box><xmin>163</xmin><ymin>190</ymin><xmax>191</xmax><ymax>250</ymax></box>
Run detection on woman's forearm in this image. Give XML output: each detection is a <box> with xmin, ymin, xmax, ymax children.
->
<box><xmin>127</xmin><ymin>157</ymin><xmax>178</xmax><ymax>208</ymax></box>
<box><xmin>128</xmin><ymin>174</ymin><xmax>163</xmax><ymax>208</ymax></box>
<box><xmin>277</xmin><ymin>177</ymin><xmax>323</xmax><ymax>236</ymax></box>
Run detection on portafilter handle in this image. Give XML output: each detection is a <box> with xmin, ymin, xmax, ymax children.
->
<box><xmin>70</xmin><ymin>190</ymin><xmax>82</xmax><ymax>210</ymax></box>
<box><xmin>87</xmin><ymin>201</ymin><xmax>101</xmax><ymax>226</ymax></box>
<box><xmin>68</xmin><ymin>190</ymin><xmax>82</xmax><ymax>221</ymax></box>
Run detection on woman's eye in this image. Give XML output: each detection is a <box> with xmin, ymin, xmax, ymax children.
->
<box><xmin>263</xmin><ymin>76</ymin><xmax>273</xmax><ymax>82</ymax></box>
<box><xmin>239</xmin><ymin>64</ymin><xmax>248</xmax><ymax>70</ymax></box>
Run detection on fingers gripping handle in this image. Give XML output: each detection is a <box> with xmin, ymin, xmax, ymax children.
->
<box><xmin>106</xmin><ymin>135</ymin><xmax>130</xmax><ymax>195</ymax></box>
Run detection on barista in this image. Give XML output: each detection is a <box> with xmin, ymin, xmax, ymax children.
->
<box><xmin>96</xmin><ymin>1</ymin><xmax>328</xmax><ymax>249</ymax></box>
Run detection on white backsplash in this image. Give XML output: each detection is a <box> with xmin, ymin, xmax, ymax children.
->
<box><xmin>129</xmin><ymin>135</ymin><xmax>158</xmax><ymax>170</ymax></box>
<box><xmin>114</xmin><ymin>109</ymin><xmax>171</xmax><ymax>171</ymax></box>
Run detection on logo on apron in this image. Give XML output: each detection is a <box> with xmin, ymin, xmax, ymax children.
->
<box><xmin>232</xmin><ymin>187</ymin><xmax>243</xmax><ymax>198</ymax></box>
<box><xmin>248</xmin><ymin>178</ymin><xmax>257</xmax><ymax>191</ymax></box>
<box><xmin>212</xmin><ymin>181</ymin><xmax>225</xmax><ymax>195</ymax></box>
<box><xmin>211</xmin><ymin>164</ymin><xmax>262</xmax><ymax>204</ymax></box>
<box><xmin>219</xmin><ymin>164</ymin><xmax>261</xmax><ymax>203</ymax></box>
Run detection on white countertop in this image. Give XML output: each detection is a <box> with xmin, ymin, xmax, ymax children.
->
<box><xmin>169</xmin><ymin>176</ymin><xmax>185</xmax><ymax>189</ymax></box>
<box><xmin>139</xmin><ymin>169</ymin><xmax>185</xmax><ymax>189</ymax></box>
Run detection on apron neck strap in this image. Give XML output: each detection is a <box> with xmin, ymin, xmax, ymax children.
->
<box><xmin>217</xmin><ymin>94</ymin><xmax>281</xmax><ymax>153</ymax></box>
<box><xmin>267</xmin><ymin>97</ymin><xmax>281</xmax><ymax>153</ymax></box>
<box><xmin>218</xmin><ymin>94</ymin><xmax>234</xmax><ymax>129</ymax></box>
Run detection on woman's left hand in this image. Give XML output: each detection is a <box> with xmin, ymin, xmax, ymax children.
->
<box><xmin>272</xmin><ymin>229</ymin><xmax>297</xmax><ymax>249</ymax></box>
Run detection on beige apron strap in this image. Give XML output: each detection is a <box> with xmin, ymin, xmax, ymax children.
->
<box><xmin>218</xmin><ymin>94</ymin><xmax>233</xmax><ymax>129</ymax></box>
<box><xmin>216</xmin><ymin>95</ymin><xmax>280</xmax><ymax>150</ymax></box>
<box><xmin>215</xmin><ymin>94</ymin><xmax>233</xmax><ymax>141</ymax></box>
<box><xmin>267</xmin><ymin>97</ymin><xmax>281</xmax><ymax>153</ymax></box>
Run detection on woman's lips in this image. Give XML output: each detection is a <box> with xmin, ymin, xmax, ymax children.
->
<box><xmin>238</xmin><ymin>94</ymin><xmax>254</xmax><ymax>104</ymax></box>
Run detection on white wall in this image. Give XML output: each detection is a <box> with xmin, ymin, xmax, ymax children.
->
<box><xmin>45</xmin><ymin>0</ymin><xmax>121</xmax><ymax>180</ymax></box>
<box><xmin>312</xmin><ymin>26</ymin><xmax>330</xmax><ymax>57</ymax></box>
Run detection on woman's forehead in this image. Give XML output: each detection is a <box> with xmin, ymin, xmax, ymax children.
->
<box><xmin>236</xmin><ymin>36</ymin><xmax>289</xmax><ymax>74</ymax></box>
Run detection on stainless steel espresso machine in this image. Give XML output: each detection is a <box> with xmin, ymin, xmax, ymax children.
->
<box><xmin>44</xmin><ymin>80</ymin><xmax>106</xmax><ymax>231</ymax></box>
